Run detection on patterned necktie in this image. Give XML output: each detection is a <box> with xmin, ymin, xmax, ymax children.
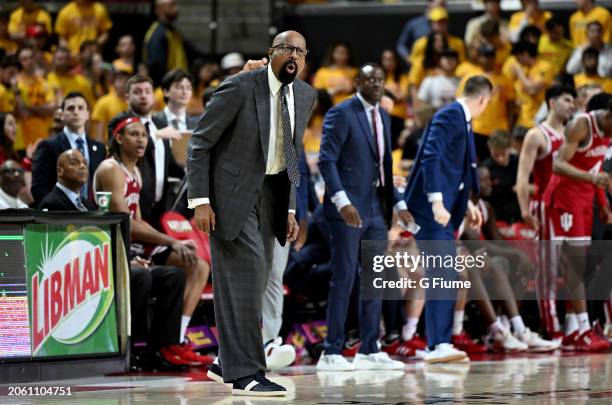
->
<box><xmin>75</xmin><ymin>137</ymin><xmax>88</xmax><ymax>199</ymax></box>
<box><xmin>280</xmin><ymin>85</ymin><xmax>300</xmax><ymax>187</ymax></box>
<box><xmin>75</xmin><ymin>196</ymin><xmax>87</xmax><ymax>212</ymax></box>
<box><xmin>170</xmin><ymin>118</ymin><xmax>180</xmax><ymax>130</ymax></box>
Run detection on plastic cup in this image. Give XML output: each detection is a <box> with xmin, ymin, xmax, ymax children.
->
<box><xmin>95</xmin><ymin>191</ymin><xmax>112</xmax><ymax>212</ymax></box>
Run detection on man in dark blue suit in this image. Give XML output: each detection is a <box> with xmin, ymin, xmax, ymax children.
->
<box><xmin>317</xmin><ymin>63</ymin><xmax>412</xmax><ymax>371</ymax></box>
<box><xmin>404</xmin><ymin>75</ymin><xmax>493</xmax><ymax>363</ymax></box>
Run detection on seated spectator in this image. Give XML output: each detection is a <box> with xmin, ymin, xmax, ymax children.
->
<box><xmin>54</xmin><ymin>0</ymin><xmax>112</xmax><ymax>56</ymax></box>
<box><xmin>95</xmin><ymin>115</ymin><xmax>211</xmax><ymax>365</ymax></box>
<box><xmin>479</xmin><ymin>19</ymin><xmax>511</xmax><ymax>73</ymax></box>
<box><xmin>0</xmin><ymin>160</ymin><xmax>27</xmax><ymax>209</ymax></box>
<box><xmin>381</xmin><ymin>49</ymin><xmax>409</xmax><ymax>120</ymax></box>
<box><xmin>129</xmin><ymin>260</ymin><xmax>189</xmax><ymax>371</ymax></box>
<box><xmin>508</xmin><ymin>0</ymin><xmax>551</xmax><ymax>43</ymax></box>
<box><xmin>303</xmin><ymin>89</ymin><xmax>333</xmax><ymax>161</ymax></box>
<box><xmin>464</xmin><ymin>0</ymin><xmax>509</xmax><ymax>48</ymax></box>
<box><xmin>8</xmin><ymin>1</ymin><xmax>53</xmax><ymax>44</ymax></box>
<box><xmin>91</xmin><ymin>69</ymin><xmax>129</xmax><ymax>142</ymax></box>
<box><xmin>566</xmin><ymin>21</ymin><xmax>612</xmax><ymax>77</ymax></box>
<box><xmin>538</xmin><ymin>17</ymin><xmax>573</xmax><ymax>76</ymax></box>
<box><xmin>482</xmin><ymin>131</ymin><xmax>522</xmax><ymax>223</ymax></box>
<box><xmin>47</xmin><ymin>46</ymin><xmax>95</xmax><ymax>106</ymax></box>
<box><xmin>511</xmin><ymin>125</ymin><xmax>529</xmax><ymax>154</ymax></box>
<box><xmin>0</xmin><ymin>55</ymin><xmax>19</xmax><ymax>112</ymax></box>
<box><xmin>0</xmin><ymin>15</ymin><xmax>18</xmax><ymax>55</ymax></box>
<box><xmin>0</xmin><ymin>112</ymin><xmax>17</xmax><ymax>163</ymax></box>
<box><xmin>573</xmin><ymin>48</ymin><xmax>612</xmax><ymax>92</ymax></box>
<box><xmin>408</xmin><ymin>31</ymin><xmax>448</xmax><ymax>100</ymax></box>
<box><xmin>506</xmin><ymin>41</ymin><xmax>554</xmax><ymax>128</ymax></box>
<box><xmin>457</xmin><ymin>44</ymin><xmax>516</xmax><ymax>161</ymax></box>
<box><xmin>569</xmin><ymin>0</ymin><xmax>611</xmax><ymax>47</ymax></box>
<box><xmin>455</xmin><ymin>42</ymin><xmax>483</xmax><ymax>80</ymax></box>
<box><xmin>155</xmin><ymin>69</ymin><xmax>198</xmax><ymax>132</ymax></box>
<box><xmin>395</xmin><ymin>0</ymin><xmax>445</xmax><ymax>62</ymax></box>
<box><xmin>113</xmin><ymin>35</ymin><xmax>136</xmax><ymax>75</ymax></box>
<box><xmin>31</xmin><ymin>92</ymin><xmax>105</xmax><ymax>205</ymax></box>
<box><xmin>220</xmin><ymin>52</ymin><xmax>244</xmax><ymax>78</ymax></box>
<box><xmin>417</xmin><ymin>48</ymin><xmax>459</xmax><ymax>109</ymax></box>
<box><xmin>313</xmin><ymin>42</ymin><xmax>358</xmax><ymax>105</ymax></box>
<box><xmin>39</xmin><ymin>149</ymin><xmax>95</xmax><ymax>211</ymax></box>
<box><xmin>15</xmin><ymin>46</ymin><xmax>56</xmax><ymax>148</ymax></box>
<box><xmin>400</xmin><ymin>104</ymin><xmax>436</xmax><ymax>166</ymax></box>
<box><xmin>187</xmin><ymin>60</ymin><xmax>219</xmax><ymax>116</ymax></box>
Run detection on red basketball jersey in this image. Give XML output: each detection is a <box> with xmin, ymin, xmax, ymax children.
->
<box><xmin>532</xmin><ymin>122</ymin><xmax>564</xmax><ymax>201</ymax></box>
<box><xmin>545</xmin><ymin>112</ymin><xmax>610</xmax><ymax>210</ymax></box>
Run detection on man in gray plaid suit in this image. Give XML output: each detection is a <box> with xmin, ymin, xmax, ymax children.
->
<box><xmin>187</xmin><ymin>30</ymin><xmax>316</xmax><ymax>397</ymax></box>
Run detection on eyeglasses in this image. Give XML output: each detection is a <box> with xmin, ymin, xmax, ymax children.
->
<box><xmin>272</xmin><ymin>43</ymin><xmax>308</xmax><ymax>58</ymax></box>
<box><xmin>1</xmin><ymin>168</ymin><xmax>24</xmax><ymax>175</ymax></box>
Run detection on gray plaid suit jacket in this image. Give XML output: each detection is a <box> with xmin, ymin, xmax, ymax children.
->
<box><xmin>187</xmin><ymin>67</ymin><xmax>316</xmax><ymax>243</ymax></box>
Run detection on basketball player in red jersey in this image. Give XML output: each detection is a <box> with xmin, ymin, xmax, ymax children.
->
<box><xmin>542</xmin><ymin>95</ymin><xmax>612</xmax><ymax>352</ymax></box>
<box><xmin>95</xmin><ymin>115</ymin><xmax>213</xmax><ymax>365</ymax></box>
<box><xmin>516</xmin><ymin>85</ymin><xmax>576</xmax><ymax>341</ymax></box>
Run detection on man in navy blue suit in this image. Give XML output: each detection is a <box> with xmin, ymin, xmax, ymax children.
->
<box><xmin>404</xmin><ymin>75</ymin><xmax>492</xmax><ymax>363</ymax></box>
<box><xmin>317</xmin><ymin>63</ymin><xmax>413</xmax><ymax>371</ymax></box>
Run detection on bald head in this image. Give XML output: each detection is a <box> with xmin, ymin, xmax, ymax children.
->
<box><xmin>272</xmin><ymin>31</ymin><xmax>306</xmax><ymax>49</ymax></box>
<box><xmin>57</xmin><ymin>150</ymin><xmax>88</xmax><ymax>192</ymax></box>
<box><xmin>269</xmin><ymin>30</ymin><xmax>307</xmax><ymax>85</ymax></box>
<box><xmin>156</xmin><ymin>0</ymin><xmax>178</xmax><ymax>22</ymax></box>
<box><xmin>0</xmin><ymin>159</ymin><xmax>24</xmax><ymax>198</ymax></box>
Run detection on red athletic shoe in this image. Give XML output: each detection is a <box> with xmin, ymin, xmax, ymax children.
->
<box><xmin>381</xmin><ymin>336</ymin><xmax>401</xmax><ymax>355</ymax></box>
<box><xmin>341</xmin><ymin>337</ymin><xmax>361</xmax><ymax>357</ymax></box>
<box><xmin>159</xmin><ymin>346</ymin><xmax>193</xmax><ymax>366</ymax></box>
<box><xmin>395</xmin><ymin>336</ymin><xmax>428</xmax><ymax>357</ymax></box>
<box><xmin>575</xmin><ymin>330</ymin><xmax>611</xmax><ymax>352</ymax></box>
<box><xmin>452</xmin><ymin>331</ymin><xmax>487</xmax><ymax>354</ymax></box>
<box><xmin>561</xmin><ymin>331</ymin><xmax>579</xmax><ymax>351</ymax></box>
<box><xmin>169</xmin><ymin>343</ymin><xmax>215</xmax><ymax>366</ymax></box>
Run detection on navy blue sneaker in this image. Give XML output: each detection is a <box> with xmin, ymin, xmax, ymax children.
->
<box><xmin>232</xmin><ymin>371</ymin><xmax>287</xmax><ymax>397</ymax></box>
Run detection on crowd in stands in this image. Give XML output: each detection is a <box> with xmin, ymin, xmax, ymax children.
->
<box><xmin>0</xmin><ymin>0</ymin><xmax>611</xmax><ymax>371</ymax></box>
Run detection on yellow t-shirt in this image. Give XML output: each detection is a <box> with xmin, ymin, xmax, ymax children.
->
<box><xmin>457</xmin><ymin>69</ymin><xmax>515</xmax><ymax>136</ymax></box>
<box><xmin>112</xmin><ymin>59</ymin><xmax>134</xmax><ymax>75</ymax></box>
<box><xmin>91</xmin><ymin>90</ymin><xmax>128</xmax><ymax>143</ymax></box>
<box><xmin>509</xmin><ymin>10</ymin><xmax>552</xmax><ymax>36</ymax></box>
<box><xmin>409</xmin><ymin>35</ymin><xmax>466</xmax><ymax>66</ymax></box>
<box><xmin>0</xmin><ymin>84</ymin><xmax>15</xmax><ymax>113</ymax></box>
<box><xmin>455</xmin><ymin>61</ymin><xmax>481</xmax><ymax>80</ymax></box>
<box><xmin>8</xmin><ymin>7</ymin><xmax>53</xmax><ymax>38</ymax></box>
<box><xmin>54</xmin><ymin>1</ymin><xmax>112</xmax><ymax>55</ymax></box>
<box><xmin>538</xmin><ymin>35</ymin><xmax>573</xmax><ymax>75</ymax></box>
<box><xmin>16</xmin><ymin>73</ymin><xmax>55</xmax><ymax>146</ymax></box>
<box><xmin>303</xmin><ymin>116</ymin><xmax>323</xmax><ymax>154</ymax></box>
<box><xmin>574</xmin><ymin>73</ymin><xmax>612</xmax><ymax>93</ymax></box>
<box><xmin>313</xmin><ymin>66</ymin><xmax>358</xmax><ymax>105</ymax></box>
<box><xmin>569</xmin><ymin>6</ymin><xmax>611</xmax><ymax>47</ymax></box>
<box><xmin>46</xmin><ymin>72</ymin><xmax>96</xmax><ymax>108</ymax></box>
<box><xmin>515</xmin><ymin>60</ymin><xmax>555</xmax><ymax>128</ymax></box>
<box><xmin>385</xmin><ymin>73</ymin><xmax>410</xmax><ymax>118</ymax></box>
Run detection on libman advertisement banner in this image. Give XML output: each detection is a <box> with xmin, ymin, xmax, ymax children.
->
<box><xmin>25</xmin><ymin>224</ymin><xmax>119</xmax><ymax>358</ymax></box>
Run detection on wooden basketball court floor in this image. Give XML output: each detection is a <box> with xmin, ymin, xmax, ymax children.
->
<box><xmin>1</xmin><ymin>352</ymin><xmax>611</xmax><ymax>404</ymax></box>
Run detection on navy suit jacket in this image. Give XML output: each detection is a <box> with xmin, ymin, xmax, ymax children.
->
<box><xmin>319</xmin><ymin>95</ymin><xmax>400</xmax><ymax>227</ymax></box>
<box><xmin>404</xmin><ymin>101</ymin><xmax>479</xmax><ymax>231</ymax></box>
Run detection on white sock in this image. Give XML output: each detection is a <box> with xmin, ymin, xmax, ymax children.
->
<box><xmin>488</xmin><ymin>319</ymin><xmax>505</xmax><ymax>335</ymax></box>
<box><xmin>180</xmin><ymin>315</ymin><xmax>191</xmax><ymax>343</ymax></box>
<box><xmin>402</xmin><ymin>317</ymin><xmax>419</xmax><ymax>341</ymax></box>
<box><xmin>452</xmin><ymin>310</ymin><xmax>464</xmax><ymax>336</ymax></box>
<box><xmin>565</xmin><ymin>313</ymin><xmax>578</xmax><ymax>336</ymax></box>
<box><xmin>605</xmin><ymin>302</ymin><xmax>612</xmax><ymax>325</ymax></box>
<box><xmin>499</xmin><ymin>314</ymin><xmax>511</xmax><ymax>330</ymax></box>
<box><xmin>511</xmin><ymin>316</ymin><xmax>526</xmax><ymax>338</ymax></box>
<box><xmin>577</xmin><ymin>312</ymin><xmax>590</xmax><ymax>334</ymax></box>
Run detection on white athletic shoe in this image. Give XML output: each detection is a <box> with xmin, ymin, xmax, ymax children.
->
<box><xmin>265</xmin><ymin>337</ymin><xmax>296</xmax><ymax>371</ymax></box>
<box><xmin>422</xmin><ymin>343</ymin><xmax>468</xmax><ymax>364</ymax></box>
<box><xmin>486</xmin><ymin>327</ymin><xmax>528</xmax><ymax>353</ymax></box>
<box><xmin>316</xmin><ymin>353</ymin><xmax>354</xmax><ymax>371</ymax></box>
<box><xmin>353</xmin><ymin>352</ymin><xmax>405</xmax><ymax>370</ymax></box>
<box><xmin>515</xmin><ymin>328</ymin><xmax>560</xmax><ymax>352</ymax></box>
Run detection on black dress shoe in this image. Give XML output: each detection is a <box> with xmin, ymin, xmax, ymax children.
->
<box><xmin>207</xmin><ymin>361</ymin><xmax>226</xmax><ymax>384</ymax></box>
<box><xmin>232</xmin><ymin>371</ymin><xmax>287</xmax><ymax>397</ymax></box>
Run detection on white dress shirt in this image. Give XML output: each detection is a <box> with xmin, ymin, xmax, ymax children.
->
<box><xmin>56</xmin><ymin>182</ymin><xmax>85</xmax><ymax>210</ymax></box>
<box><xmin>0</xmin><ymin>188</ymin><xmax>28</xmax><ymax>209</ymax></box>
<box><xmin>139</xmin><ymin>115</ymin><xmax>165</xmax><ymax>203</ymax></box>
<box><xmin>330</xmin><ymin>92</ymin><xmax>408</xmax><ymax>213</ymax></box>
<box><xmin>426</xmin><ymin>98</ymin><xmax>472</xmax><ymax>203</ymax></box>
<box><xmin>164</xmin><ymin>106</ymin><xmax>188</xmax><ymax>132</ymax></box>
<box><xmin>63</xmin><ymin>127</ymin><xmax>90</xmax><ymax>164</ymax></box>
<box><xmin>188</xmin><ymin>65</ymin><xmax>297</xmax><ymax>212</ymax></box>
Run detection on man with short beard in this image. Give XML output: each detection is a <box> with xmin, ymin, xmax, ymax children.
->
<box><xmin>0</xmin><ymin>160</ymin><xmax>28</xmax><ymax>209</ymax></box>
<box><xmin>188</xmin><ymin>30</ymin><xmax>316</xmax><ymax>396</ymax></box>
